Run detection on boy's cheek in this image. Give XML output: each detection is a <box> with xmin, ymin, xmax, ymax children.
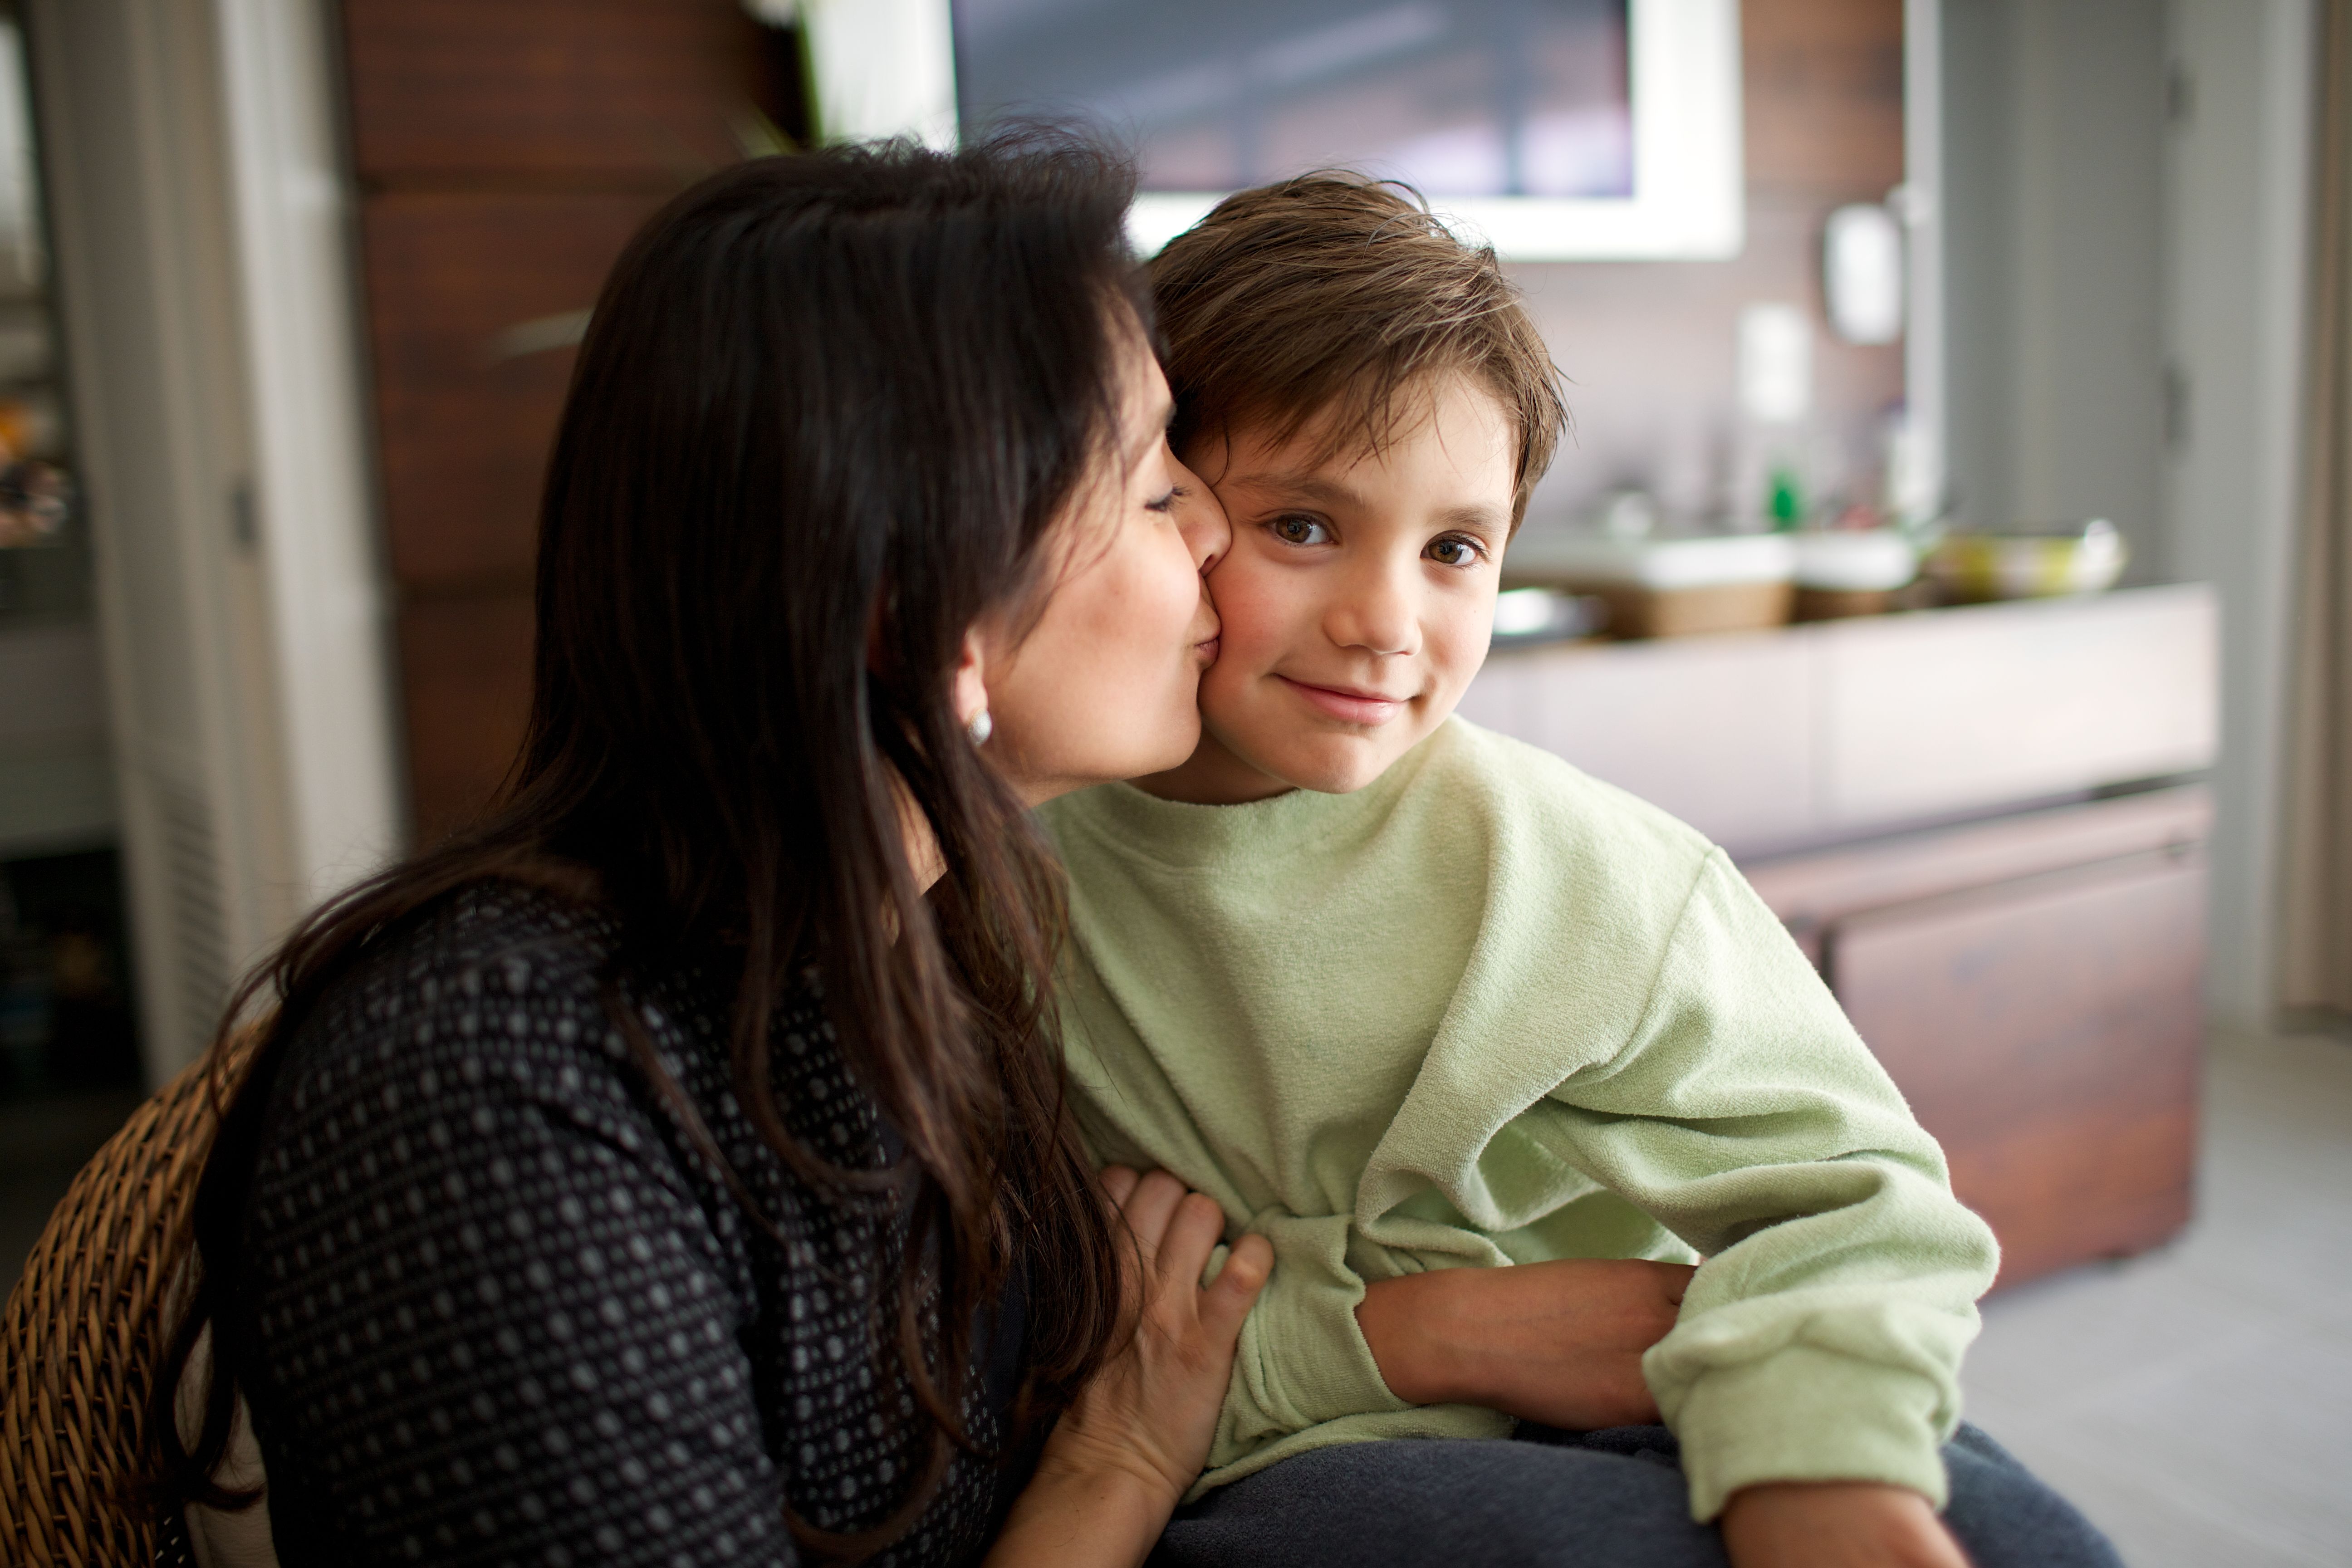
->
<box><xmin>1199</xmin><ymin>554</ymin><xmax>1298</xmax><ymax>665</ymax></box>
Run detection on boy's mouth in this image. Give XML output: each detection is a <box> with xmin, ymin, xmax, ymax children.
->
<box><xmin>1275</xmin><ymin>674</ymin><xmax>1408</xmax><ymax>725</ymax></box>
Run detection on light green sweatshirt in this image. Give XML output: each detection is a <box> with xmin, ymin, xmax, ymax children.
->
<box><xmin>1037</xmin><ymin>717</ymin><xmax>1999</xmax><ymax>1519</ymax></box>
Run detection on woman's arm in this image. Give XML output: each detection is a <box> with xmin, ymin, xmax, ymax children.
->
<box><xmin>984</xmin><ymin>1167</ymin><xmax>1271</xmax><ymax>1568</ymax></box>
<box><xmin>240</xmin><ymin>996</ymin><xmax>795</xmax><ymax>1563</ymax></box>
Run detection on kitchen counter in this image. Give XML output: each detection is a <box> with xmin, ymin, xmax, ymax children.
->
<box><xmin>1458</xmin><ymin>583</ymin><xmax>2217</xmax><ymax>858</ymax></box>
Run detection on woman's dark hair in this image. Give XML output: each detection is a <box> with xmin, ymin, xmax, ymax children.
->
<box><xmin>152</xmin><ymin>136</ymin><xmax>1142</xmax><ymax>1556</ymax></box>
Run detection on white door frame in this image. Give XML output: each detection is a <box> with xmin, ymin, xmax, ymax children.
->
<box><xmin>25</xmin><ymin>0</ymin><xmax>400</xmax><ymax>1079</ymax></box>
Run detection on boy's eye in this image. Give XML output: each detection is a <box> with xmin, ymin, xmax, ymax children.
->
<box><xmin>1269</xmin><ymin>515</ymin><xmax>1331</xmax><ymax>546</ymax></box>
<box><xmin>1426</xmin><ymin>534</ymin><xmax>1485</xmax><ymax>567</ymax></box>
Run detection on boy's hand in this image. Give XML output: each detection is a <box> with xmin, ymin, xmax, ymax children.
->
<box><xmin>1354</xmin><ymin>1257</ymin><xmax>1692</xmax><ymax>1428</ymax></box>
<box><xmin>1721</xmin><ymin>1482</ymin><xmax>1973</xmax><ymax>1568</ymax></box>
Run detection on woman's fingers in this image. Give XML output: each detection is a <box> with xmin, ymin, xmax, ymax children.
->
<box><xmin>1098</xmin><ymin>1165</ymin><xmax>1142</xmax><ymax>1208</ymax></box>
<box><xmin>1199</xmin><ymin>1232</ymin><xmax>1272</xmax><ymax>1341</ymax></box>
<box><xmin>1149</xmin><ymin>1194</ymin><xmax>1269</xmax><ymax>1346</ymax></box>
<box><xmin>1117</xmin><ymin>1168</ymin><xmax>1191</xmax><ymax>1258</ymax></box>
<box><xmin>1096</xmin><ymin>1170</ymin><xmax>1269</xmax><ymax>1344</ymax></box>
<box><xmin>1155</xmin><ymin>1191</ymin><xmax>1230</xmax><ymax>1285</ymax></box>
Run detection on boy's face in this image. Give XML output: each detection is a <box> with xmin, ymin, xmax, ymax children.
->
<box><xmin>1139</xmin><ymin>375</ymin><xmax>1514</xmax><ymax>804</ymax></box>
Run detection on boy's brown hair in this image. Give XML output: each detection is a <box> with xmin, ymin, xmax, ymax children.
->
<box><xmin>1150</xmin><ymin>173</ymin><xmax>1569</xmax><ymax>528</ymax></box>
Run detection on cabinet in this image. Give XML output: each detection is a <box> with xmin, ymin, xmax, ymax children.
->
<box><xmin>1465</xmin><ymin>588</ymin><xmax>2219</xmax><ymax>1288</ymax></box>
<box><xmin>1744</xmin><ymin>790</ymin><xmax>2207</xmax><ymax>1287</ymax></box>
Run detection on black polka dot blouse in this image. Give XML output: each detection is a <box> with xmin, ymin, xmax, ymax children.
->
<box><xmin>232</xmin><ymin>881</ymin><xmax>1036</xmax><ymax>1566</ymax></box>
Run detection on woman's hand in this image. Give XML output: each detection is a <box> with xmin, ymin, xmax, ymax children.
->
<box><xmin>984</xmin><ymin>1167</ymin><xmax>1273</xmax><ymax>1568</ymax></box>
<box><xmin>1720</xmin><ymin>1482</ymin><xmax>1973</xmax><ymax>1568</ymax></box>
<box><xmin>1354</xmin><ymin>1257</ymin><xmax>1692</xmax><ymax>1429</ymax></box>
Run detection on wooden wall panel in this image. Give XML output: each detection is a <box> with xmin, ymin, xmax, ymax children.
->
<box><xmin>361</xmin><ymin>191</ymin><xmax>666</xmax><ymax>592</ymax></box>
<box><xmin>1744</xmin><ymin>0</ymin><xmax>1907</xmax><ymax>199</ymax></box>
<box><xmin>1829</xmin><ymin>850</ymin><xmax>2205</xmax><ymax>1288</ymax></box>
<box><xmin>397</xmin><ymin>594</ymin><xmax>536</xmax><ymax>842</ymax></box>
<box><xmin>343</xmin><ymin>0</ymin><xmax>774</xmax><ymax>183</ymax></box>
<box><xmin>339</xmin><ymin>0</ymin><xmax>796</xmax><ymax>838</ymax></box>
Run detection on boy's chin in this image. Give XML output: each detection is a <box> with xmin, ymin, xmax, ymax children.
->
<box><xmin>1239</xmin><ymin>732</ymin><xmax>1412</xmax><ymax>796</ymax></box>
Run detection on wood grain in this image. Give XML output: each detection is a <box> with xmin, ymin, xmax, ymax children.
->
<box><xmin>395</xmin><ymin>593</ymin><xmax>535</xmax><ymax>844</ymax></box>
<box><xmin>361</xmin><ymin>191</ymin><xmax>666</xmax><ymax>593</ymax></box>
<box><xmin>1742</xmin><ymin>784</ymin><xmax>2213</xmax><ymax>936</ymax></box>
<box><xmin>1743</xmin><ymin>0</ymin><xmax>1907</xmax><ymax>200</ymax></box>
<box><xmin>1828</xmin><ymin>848</ymin><xmax>2205</xmax><ymax>1287</ymax></box>
<box><xmin>341</xmin><ymin>0</ymin><xmax>778</xmax><ymax>185</ymax></box>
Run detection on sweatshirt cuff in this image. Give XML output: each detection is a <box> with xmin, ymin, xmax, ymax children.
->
<box><xmin>1213</xmin><ymin>1212</ymin><xmax>1410</xmax><ymax>1471</ymax></box>
<box><xmin>1661</xmin><ymin>1343</ymin><xmax>1953</xmax><ymax>1522</ymax></box>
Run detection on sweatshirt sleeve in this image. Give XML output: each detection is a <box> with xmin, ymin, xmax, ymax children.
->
<box><xmin>1214</xmin><ymin>1210</ymin><xmax>1398</xmax><ymax>1454</ymax></box>
<box><xmin>1546</xmin><ymin>849</ymin><xmax>2000</xmax><ymax>1521</ymax></box>
<box><xmin>1208</xmin><ymin>1207</ymin><xmax>1522</xmax><ymax>1483</ymax></box>
<box><xmin>240</xmin><ymin>950</ymin><xmax>793</xmax><ymax>1565</ymax></box>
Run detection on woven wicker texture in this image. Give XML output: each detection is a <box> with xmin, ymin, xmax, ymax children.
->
<box><xmin>1</xmin><ymin>1042</ymin><xmax>248</xmax><ymax>1568</ymax></box>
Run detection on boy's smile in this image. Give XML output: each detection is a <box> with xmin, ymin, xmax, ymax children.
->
<box><xmin>1136</xmin><ymin>374</ymin><xmax>1519</xmax><ymax>804</ymax></box>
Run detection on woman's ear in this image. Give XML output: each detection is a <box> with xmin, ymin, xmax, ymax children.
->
<box><xmin>952</xmin><ymin>629</ymin><xmax>990</xmax><ymax>735</ymax></box>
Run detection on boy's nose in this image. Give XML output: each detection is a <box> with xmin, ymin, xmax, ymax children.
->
<box><xmin>1328</xmin><ymin>559</ymin><xmax>1419</xmax><ymax>657</ymax></box>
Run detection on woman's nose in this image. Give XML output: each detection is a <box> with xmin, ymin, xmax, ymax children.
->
<box><xmin>1171</xmin><ymin>455</ymin><xmax>1231</xmax><ymax>574</ymax></box>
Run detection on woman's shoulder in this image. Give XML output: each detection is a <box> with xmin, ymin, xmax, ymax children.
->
<box><xmin>274</xmin><ymin>879</ymin><xmax>622</xmax><ymax>1093</ymax></box>
<box><xmin>253</xmin><ymin>878</ymin><xmax>738</xmax><ymax>1212</ymax></box>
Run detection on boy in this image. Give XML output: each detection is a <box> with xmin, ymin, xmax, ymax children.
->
<box><xmin>1039</xmin><ymin>178</ymin><xmax>2113</xmax><ymax>1566</ymax></box>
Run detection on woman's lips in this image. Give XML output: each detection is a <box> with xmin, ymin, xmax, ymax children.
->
<box><xmin>1194</xmin><ymin>636</ymin><xmax>1221</xmax><ymax>666</ymax></box>
<box><xmin>1275</xmin><ymin>674</ymin><xmax>1407</xmax><ymax>725</ymax></box>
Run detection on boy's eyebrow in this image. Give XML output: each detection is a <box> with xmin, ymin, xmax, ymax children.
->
<box><xmin>1230</xmin><ymin>471</ymin><xmax>1367</xmax><ymax>509</ymax></box>
<box><xmin>1236</xmin><ymin>471</ymin><xmax>1510</xmax><ymax>536</ymax></box>
<box><xmin>1437</xmin><ymin>504</ymin><xmax>1511</xmax><ymax>538</ymax></box>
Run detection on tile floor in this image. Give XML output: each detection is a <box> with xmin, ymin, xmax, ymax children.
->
<box><xmin>1963</xmin><ymin>1028</ymin><xmax>2352</xmax><ymax>1568</ymax></box>
<box><xmin>2</xmin><ymin>1032</ymin><xmax>2347</xmax><ymax>1563</ymax></box>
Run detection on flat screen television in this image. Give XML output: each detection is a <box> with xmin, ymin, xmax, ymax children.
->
<box><xmin>797</xmin><ymin>0</ymin><xmax>1742</xmax><ymax>261</ymax></box>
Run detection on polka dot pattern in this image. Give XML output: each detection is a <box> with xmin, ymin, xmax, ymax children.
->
<box><xmin>235</xmin><ymin>882</ymin><xmax>1027</xmax><ymax>1566</ymax></box>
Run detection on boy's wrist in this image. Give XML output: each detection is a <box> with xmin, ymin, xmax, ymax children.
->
<box><xmin>1356</xmin><ymin>1270</ymin><xmax>1473</xmax><ymax>1406</ymax></box>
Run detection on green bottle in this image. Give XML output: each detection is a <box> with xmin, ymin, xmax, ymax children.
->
<box><xmin>1767</xmin><ymin>463</ymin><xmax>1804</xmax><ymax>532</ymax></box>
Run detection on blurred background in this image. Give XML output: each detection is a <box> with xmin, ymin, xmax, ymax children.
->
<box><xmin>0</xmin><ymin>2</ymin><xmax>2345</xmax><ymax>1561</ymax></box>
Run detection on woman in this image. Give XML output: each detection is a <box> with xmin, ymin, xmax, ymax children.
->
<box><xmin>155</xmin><ymin>138</ymin><xmax>1269</xmax><ymax>1566</ymax></box>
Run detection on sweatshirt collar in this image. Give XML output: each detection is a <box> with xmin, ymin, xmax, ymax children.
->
<box><xmin>1045</xmin><ymin>721</ymin><xmax>1455</xmax><ymax>872</ymax></box>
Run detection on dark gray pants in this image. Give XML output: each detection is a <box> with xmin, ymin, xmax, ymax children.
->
<box><xmin>1152</xmin><ymin>1423</ymin><xmax>2122</xmax><ymax>1568</ymax></box>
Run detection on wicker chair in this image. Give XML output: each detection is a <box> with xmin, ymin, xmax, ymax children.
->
<box><xmin>0</xmin><ymin>1039</ymin><xmax>263</xmax><ymax>1568</ymax></box>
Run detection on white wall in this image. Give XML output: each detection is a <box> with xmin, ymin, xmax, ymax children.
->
<box><xmin>2164</xmin><ymin>0</ymin><xmax>2317</xmax><ymax>1030</ymax></box>
<box><xmin>1941</xmin><ymin>0</ymin><xmax>2170</xmax><ymax>569</ymax></box>
<box><xmin>1941</xmin><ymin>0</ymin><xmax>2315</xmax><ymax>1027</ymax></box>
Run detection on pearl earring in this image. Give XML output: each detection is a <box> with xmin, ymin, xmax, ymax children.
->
<box><xmin>966</xmin><ymin>707</ymin><xmax>993</xmax><ymax>746</ymax></box>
